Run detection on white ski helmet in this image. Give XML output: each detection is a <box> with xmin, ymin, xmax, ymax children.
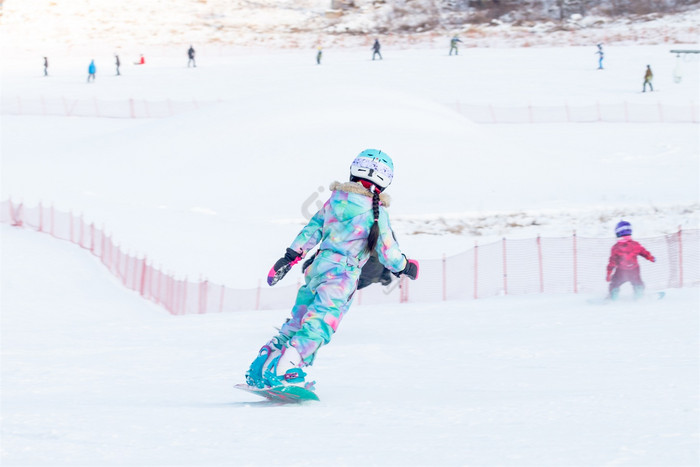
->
<box><xmin>350</xmin><ymin>149</ymin><xmax>394</xmax><ymax>191</ymax></box>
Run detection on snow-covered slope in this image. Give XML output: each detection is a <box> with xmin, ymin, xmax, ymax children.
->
<box><xmin>2</xmin><ymin>223</ymin><xmax>699</xmax><ymax>466</ymax></box>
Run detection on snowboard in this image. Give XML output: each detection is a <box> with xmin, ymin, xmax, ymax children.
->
<box><xmin>587</xmin><ymin>290</ymin><xmax>665</xmax><ymax>305</ymax></box>
<box><xmin>234</xmin><ymin>383</ymin><xmax>320</xmax><ymax>403</ymax></box>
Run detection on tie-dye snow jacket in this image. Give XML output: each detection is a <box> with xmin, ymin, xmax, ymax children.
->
<box><xmin>289</xmin><ymin>181</ymin><xmax>407</xmax><ymax>273</ymax></box>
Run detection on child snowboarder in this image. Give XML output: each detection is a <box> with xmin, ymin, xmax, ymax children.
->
<box><xmin>606</xmin><ymin>221</ymin><xmax>655</xmax><ymax>300</ymax></box>
<box><xmin>643</xmin><ymin>65</ymin><xmax>653</xmax><ymax>92</ymax></box>
<box><xmin>245</xmin><ymin>149</ymin><xmax>419</xmax><ymax>390</ymax></box>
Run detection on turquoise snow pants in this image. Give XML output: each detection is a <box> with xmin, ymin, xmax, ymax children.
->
<box><xmin>278</xmin><ymin>251</ymin><xmax>362</xmax><ymax>365</ymax></box>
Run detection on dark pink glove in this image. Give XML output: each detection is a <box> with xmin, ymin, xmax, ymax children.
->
<box><xmin>267</xmin><ymin>248</ymin><xmax>302</xmax><ymax>286</ymax></box>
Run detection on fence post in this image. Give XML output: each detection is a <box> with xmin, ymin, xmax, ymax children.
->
<box><xmin>473</xmin><ymin>241</ymin><xmax>479</xmax><ymax>299</ymax></box>
<box><xmin>140</xmin><ymin>258</ymin><xmax>148</xmax><ymax>297</ymax></box>
<box><xmin>69</xmin><ymin>211</ymin><xmax>74</xmax><ymax>243</ymax></box>
<box><xmin>678</xmin><ymin>225</ymin><xmax>684</xmax><ymax>288</ymax></box>
<box><xmin>199</xmin><ymin>278</ymin><xmax>208</xmax><ymax>314</ymax></box>
<box><xmin>502</xmin><ymin>237</ymin><xmax>508</xmax><ymax>295</ymax></box>
<box><xmin>38</xmin><ymin>202</ymin><xmax>44</xmax><ymax>232</ymax></box>
<box><xmin>573</xmin><ymin>230</ymin><xmax>578</xmax><ymax>293</ymax></box>
<box><xmin>90</xmin><ymin>223</ymin><xmax>95</xmax><ymax>253</ymax></box>
<box><xmin>182</xmin><ymin>277</ymin><xmax>189</xmax><ymax>315</ymax></box>
<box><xmin>537</xmin><ymin>235</ymin><xmax>544</xmax><ymax>293</ymax></box>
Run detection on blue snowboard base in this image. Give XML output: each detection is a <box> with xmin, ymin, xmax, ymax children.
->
<box><xmin>235</xmin><ymin>383</ymin><xmax>319</xmax><ymax>403</ymax></box>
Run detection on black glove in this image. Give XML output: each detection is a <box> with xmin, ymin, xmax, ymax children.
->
<box><xmin>267</xmin><ymin>248</ymin><xmax>302</xmax><ymax>286</ymax></box>
<box><xmin>401</xmin><ymin>259</ymin><xmax>419</xmax><ymax>280</ymax></box>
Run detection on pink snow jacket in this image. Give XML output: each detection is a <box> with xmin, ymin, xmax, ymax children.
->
<box><xmin>606</xmin><ymin>236</ymin><xmax>655</xmax><ymax>274</ymax></box>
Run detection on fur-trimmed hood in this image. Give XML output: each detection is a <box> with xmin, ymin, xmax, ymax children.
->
<box><xmin>329</xmin><ymin>181</ymin><xmax>391</xmax><ymax>207</ymax></box>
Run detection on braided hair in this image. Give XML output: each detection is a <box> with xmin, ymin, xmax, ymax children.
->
<box><xmin>365</xmin><ymin>186</ymin><xmax>381</xmax><ymax>254</ymax></box>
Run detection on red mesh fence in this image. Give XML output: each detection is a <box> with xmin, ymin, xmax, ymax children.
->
<box><xmin>2</xmin><ymin>97</ymin><xmax>698</xmax><ymax>123</ymax></box>
<box><xmin>3</xmin><ymin>199</ymin><xmax>698</xmax><ymax>315</ymax></box>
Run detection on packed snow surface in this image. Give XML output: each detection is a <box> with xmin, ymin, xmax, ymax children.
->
<box><xmin>2</xmin><ymin>225</ymin><xmax>699</xmax><ymax>465</ymax></box>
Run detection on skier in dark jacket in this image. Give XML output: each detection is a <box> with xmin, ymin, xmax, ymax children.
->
<box><xmin>187</xmin><ymin>45</ymin><xmax>196</xmax><ymax>67</ymax></box>
<box><xmin>372</xmin><ymin>39</ymin><xmax>382</xmax><ymax>60</ymax></box>
<box><xmin>43</xmin><ymin>57</ymin><xmax>48</xmax><ymax>76</ymax></box>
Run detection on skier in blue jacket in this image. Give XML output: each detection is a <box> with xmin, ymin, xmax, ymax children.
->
<box><xmin>87</xmin><ymin>59</ymin><xmax>96</xmax><ymax>82</ymax></box>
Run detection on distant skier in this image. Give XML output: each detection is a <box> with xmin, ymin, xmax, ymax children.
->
<box><xmin>449</xmin><ymin>36</ymin><xmax>462</xmax><ymax>56</ymax></box>
<box><xmin>606</xmin><ymin>221</ymin><xmax>655</xmax><ymax>300</ymax></box>
<box><xmin>43</xmin><ymin>57</ymin><xmax>48</xmax><ymax>76</ymax></box>
<box><xmin>115</xmin><ymin>54</ymin><xmax>121</xmax><ymax>76</ymax></box>
<box><xmin>316</xmin><ymin>46</ymin><xmax>322</xmax><ymax>65</ymax></box>
<box><xmin>135</xmin><ymin>54</ymin><xmax>145</xmax><ymax>65</ymax></box>
<box><xmin>595</xmin><ymin>43</ymin><xmax>604</xmax><ymax>70</ymax></box>
<box><xmin>244</xmin><ymin>149</ymin><xmax>418</xmax><ymax>391</ymax></box>
<box><xmin>187</xmin><ymin>45</ymin><xmax>196</xmax><ymax>67</ymax></box>
<box><xmin>642</xmin><ymin>65</ymin><xmax>653</xmax><ymax>92</ymax></box>
<box><xmin>372</xmin><ymin>39</ymin><xmax>382</xmax><ymax>60</ymax></box>
<box><xmin>87</xmin><ymin>59</ymin><xmax>96</xmax><ymax>82</ymax></box>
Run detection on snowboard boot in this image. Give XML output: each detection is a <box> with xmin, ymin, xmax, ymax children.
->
<box><xmin>245</xmin><ymin>337</ymin><xmax>285</xmax><ymax>388</ymax></box>
<box><xmin>609</xmin><ymin>287</ymin><xmax>620</xmax><ymax>301</ymax></box>
<box><xmin>633</xmin><ymin>285</ymin><xmax>645</xmax><ymax>300</ymax></box>
<box><xmin>262</xmin><ymin>344</ymin><xmax>310</xmax><ymax>389</ymax></box>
